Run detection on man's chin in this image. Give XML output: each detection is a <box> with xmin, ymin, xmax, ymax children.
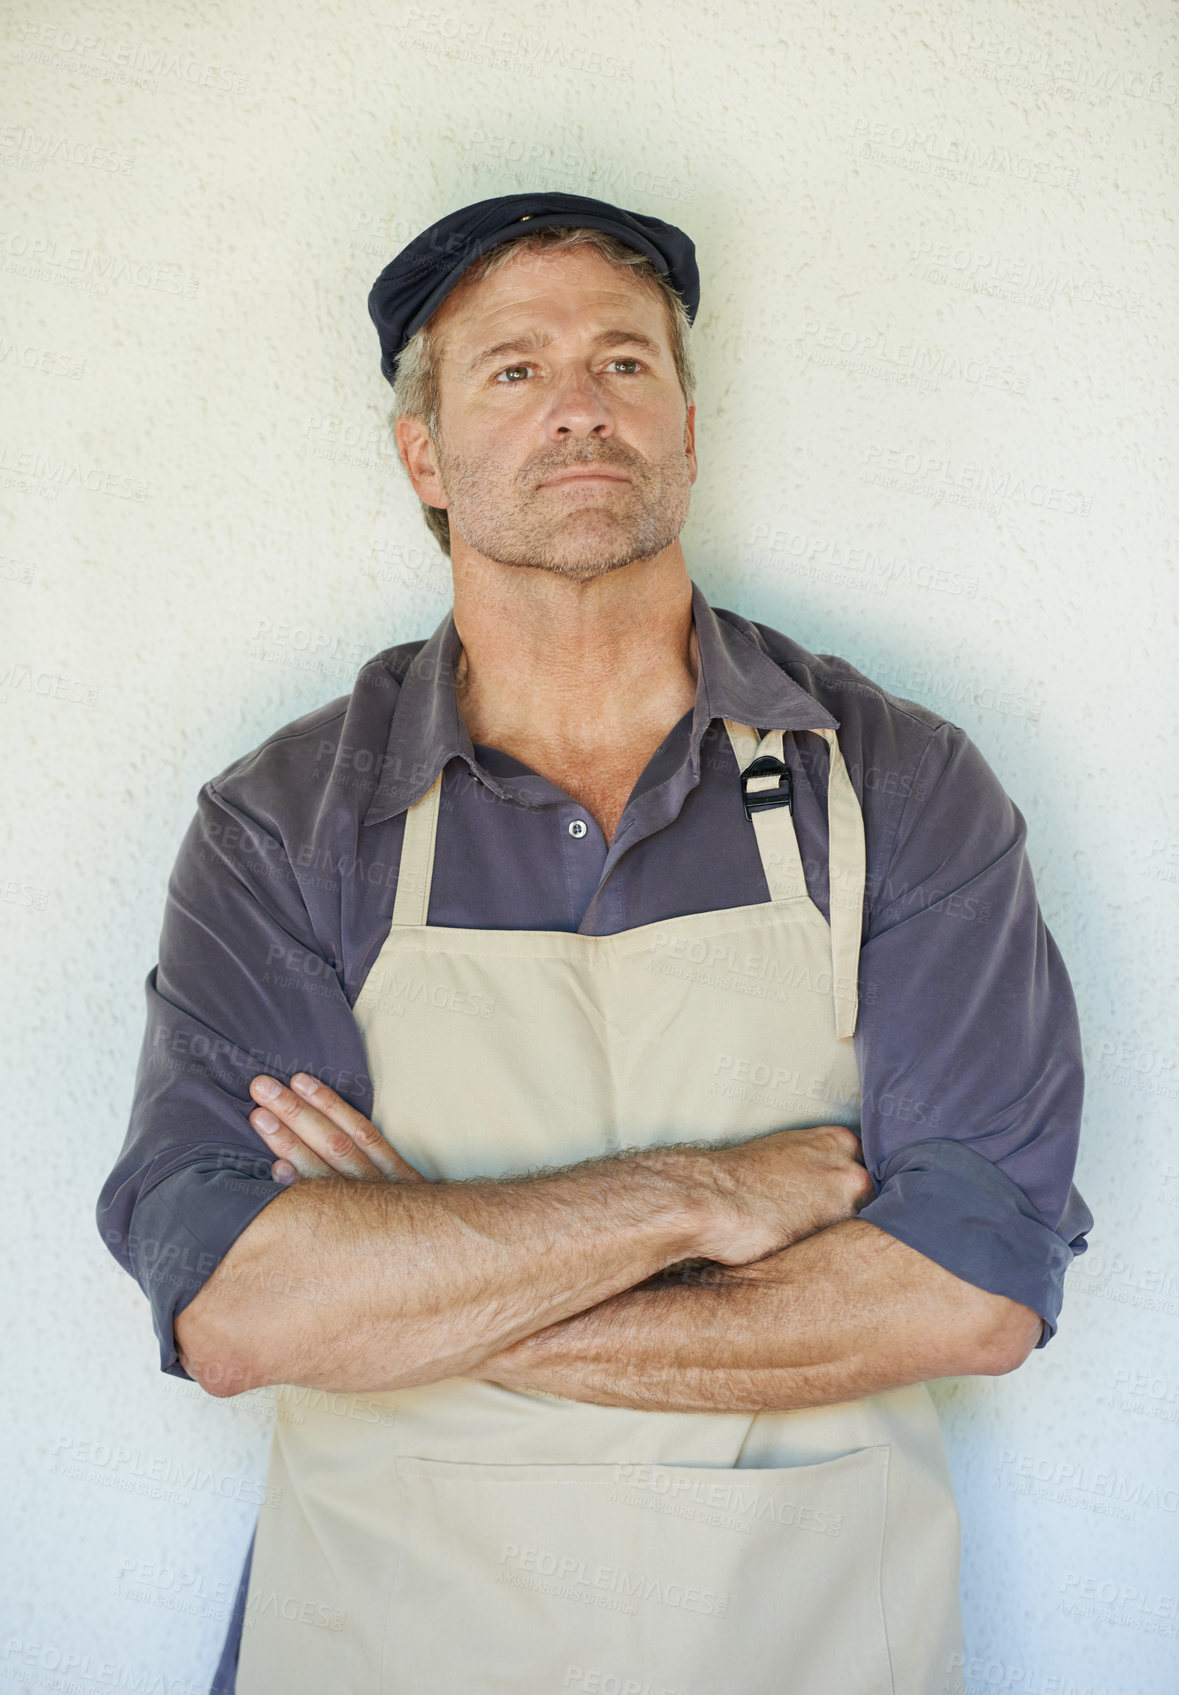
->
<box><xmin>490</xmin><ymin>546</ymin><xmax>672</xmax><ymax>581</ymax></box>
<box><xmin>465</xmin><ymin>524</ymin><xmax>678</xmax><ymax>579</ymax></box>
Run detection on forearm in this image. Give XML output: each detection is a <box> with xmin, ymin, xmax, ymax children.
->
<box><xmin>466</xmin><ymin>1218</ymin><xmax>1045</xmax><ymax>1412</ymax></box>
<box><xmin>175</xmin><ymin>1149</ymin><xmax>705</xmax><ymax>1397</ymax></box>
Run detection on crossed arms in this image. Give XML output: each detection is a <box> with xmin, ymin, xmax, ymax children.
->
<box><xmin>174</xmin><ymin>1072</ymin><xmax>1045</xmax><ymax>1407</ymax></box>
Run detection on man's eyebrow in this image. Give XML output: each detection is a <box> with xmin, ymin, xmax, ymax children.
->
<box><xmin>462</xmin><ymin>328</ymin><xmax>664</xmax><ymax>376</ymax></box>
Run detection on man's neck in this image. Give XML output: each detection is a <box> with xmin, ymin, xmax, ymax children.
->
<box><xmin>450</xmin><ymin>549</ymin><xmax>699</xmax><ymax>760</ymax></box>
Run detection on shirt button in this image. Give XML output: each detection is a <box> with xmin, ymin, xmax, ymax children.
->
<box><xmin>567</xmin><ymin>819</ymin><xmax>588</xmax><ymax>839</ymax></box>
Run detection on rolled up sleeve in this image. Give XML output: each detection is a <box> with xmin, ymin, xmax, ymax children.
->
<box><xmin>95</xmin><ymin>768</ymin><xmax>374</xmax><ymax>1380</ymax></box>
<box><xmin>854</xmin><ymin>721</ymin><xmax>1092</xmax><ymax>1346</ymax></box>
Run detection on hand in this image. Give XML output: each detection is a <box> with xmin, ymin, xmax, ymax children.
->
<box><xmin>247</xmin><ymin>1072</ymin><xmax>425</xmax><ymax>1185</ymax></box>
<box><xmin>689</xmin><ymin>1123</ymin><xmax>876</xmax><ymax>1265</ymax></box>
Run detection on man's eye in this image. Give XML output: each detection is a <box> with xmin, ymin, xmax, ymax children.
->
<box><xmin>493</xmin><ymin>359</ymin><xmax>644</xmax><ymax>384</ymax></box>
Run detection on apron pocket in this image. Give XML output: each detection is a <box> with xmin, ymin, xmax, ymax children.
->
<box><xmin>382</xmin><ymin>1447</ymin><xmax>894</xmax><ymax>1695</ymax></box>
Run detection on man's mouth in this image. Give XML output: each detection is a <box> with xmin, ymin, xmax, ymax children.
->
<box><xmin>541</xmin><ymin>469</ymin><xmax>631</xmax><ymax>487</ymax></box>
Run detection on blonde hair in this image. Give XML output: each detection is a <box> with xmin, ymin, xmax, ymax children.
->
<box><xmin>389</xmin><ymin>225</ymin><xmax>696</xmax><ymax>558</ymax></box>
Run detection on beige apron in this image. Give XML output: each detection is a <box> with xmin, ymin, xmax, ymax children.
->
<box><xmin>236</xmin><ymin>720</ymin><xmax>965</xmax><ymax>1695</ymax></box>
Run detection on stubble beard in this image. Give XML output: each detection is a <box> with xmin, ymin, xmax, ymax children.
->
<box><xmin>432</xmin><ymin>427</ymin><xmax>693</xmax><ymax>585</ymax></box>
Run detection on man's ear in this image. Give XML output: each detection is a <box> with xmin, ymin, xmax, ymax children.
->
<box><xmin>395</xmin><ymin>414</ymin><xmax>449</xmax><ymax>510</ymax></box>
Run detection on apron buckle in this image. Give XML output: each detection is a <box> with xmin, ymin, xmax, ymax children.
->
<box><xmin>741</xmin><ymin>755</ymin><xmax>793</xmax><ymax>820</ymax></box>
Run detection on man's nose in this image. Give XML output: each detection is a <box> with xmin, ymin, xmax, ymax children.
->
<box><xmin>544</xmin><ymin>371</ymin><xmax>617</xmax><ymax>437</ymax></box>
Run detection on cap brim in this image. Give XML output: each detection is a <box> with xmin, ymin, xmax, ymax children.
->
<box><xmin>399</xmin><ymin>211</ymin><xmax>673</xmax><ymax>346</ymax></box>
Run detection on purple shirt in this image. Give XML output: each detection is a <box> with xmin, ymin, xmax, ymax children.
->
<box><xmin>95</xmin><ymin>578</ymin><xmax>1092</xmax><ymax>1688</ymax></box>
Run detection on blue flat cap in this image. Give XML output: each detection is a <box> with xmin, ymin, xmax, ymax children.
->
<box><xmin>368</xmin><ymin>190</ymin><xmax>699</xmax><ymax>387</ymax></box>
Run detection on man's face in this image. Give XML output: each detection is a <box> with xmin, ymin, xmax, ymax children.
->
<box><xmin>411</xmin><ymin>245</ymin><xmax>697</xmax><ymax>583</ymax></box>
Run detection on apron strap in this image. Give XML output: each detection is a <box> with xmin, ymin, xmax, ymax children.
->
<box><xmin>724</xmin><ymin>718</ymin><xmax>864</xmax><ymax>1041</ymax></box>
<box><xmin>814</xmin><ymin>727</ymin><xmax>865</xmax><ymax>1040</ymax></box>
<box><xmin>391</xmin><ymin>769</ymin><xmax>443</xmax><ymax>927</ymax></box>
<box><xmin>723</xmin><ymin>719</ymin><xmax>807</xmax><ymax>904</ymax></box>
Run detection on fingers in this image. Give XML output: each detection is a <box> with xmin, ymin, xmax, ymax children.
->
<box><xmin>248</xmin><ymin>1092</ymin><xmax>342</xmax><ymax>1182</ymax></box>
<box><xmin>293</xmin><ymin>1074</ymin><xmax>423</xmax><ymax>1181</ymax></box>
<box><xmin>288</xmin><ymin>1074</ymin><xmax>424</xmax><ymax>1181</ymax></box>
<box><xmin>249</xmin><ymin>1074</ymin><xmax>384</xmax><ymax>1182</ymax></box>
<box><xmin>248</xmin><ymin>1073</ymin><xmax>422</xmax><ymax>1183</ymax></box>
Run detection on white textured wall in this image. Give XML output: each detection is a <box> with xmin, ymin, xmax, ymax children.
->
<box><xmin>3</xmin><ymin>0</ymin><xmax>1176</xmax><ymax>1688</ymax></box>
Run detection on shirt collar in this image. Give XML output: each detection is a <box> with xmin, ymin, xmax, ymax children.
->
<box><xmin>363</xmin><ymin>577</ymin><xmax>837</xmax><ymax>825</ymax></box>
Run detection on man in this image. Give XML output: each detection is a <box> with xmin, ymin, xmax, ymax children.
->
<box><xmin>96</xmin><ymin>192</ymin><xmax>1092</xmax><ymax>1694</ymax></box>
